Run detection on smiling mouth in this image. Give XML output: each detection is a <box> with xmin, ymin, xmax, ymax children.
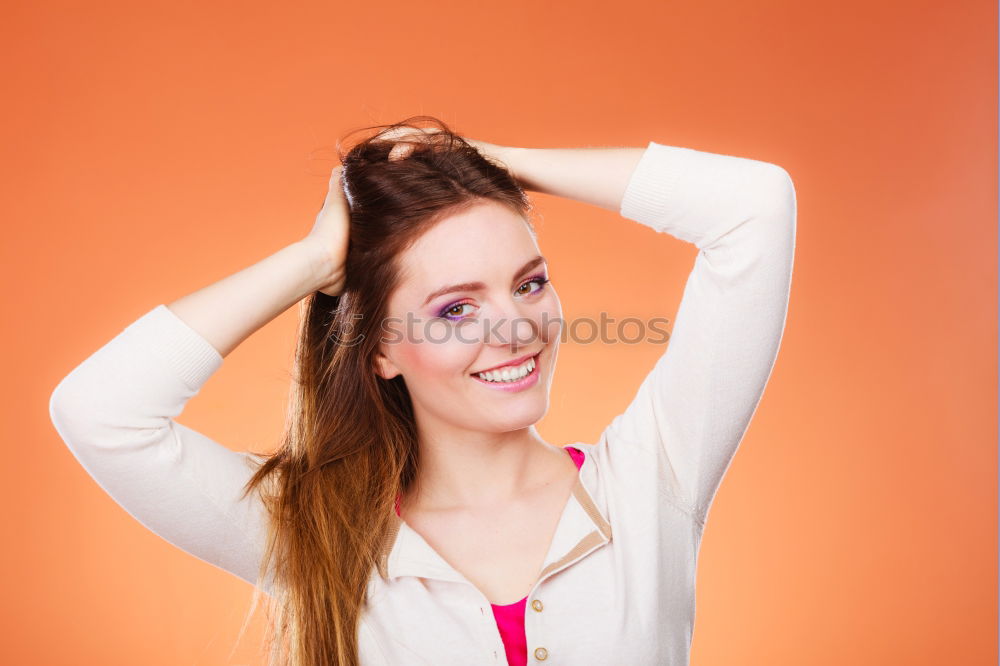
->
<box><xmin>469</xmin><ymin>351</ymin><xmax>541</xmax><ymax>382</ymax></box>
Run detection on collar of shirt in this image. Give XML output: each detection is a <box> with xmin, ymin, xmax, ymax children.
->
<box><xmin>375</xmin><ymin>447</ymin><xmax>613</xmax><ymax>585</ymax></box>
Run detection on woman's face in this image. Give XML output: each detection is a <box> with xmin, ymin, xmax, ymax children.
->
<box><xmin>376</xmin><ymin>199</ymin><xmax>562</xmax><ymax>435</ymax></box>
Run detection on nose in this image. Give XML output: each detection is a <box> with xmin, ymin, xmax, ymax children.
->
<box><xmin>481</xmin><ymin>299</ymin><xmax>542</xmax><ymax>353</ymax></box>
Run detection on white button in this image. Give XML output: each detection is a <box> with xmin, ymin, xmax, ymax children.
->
<box><xmin>534</xmin><ymin>646</ymin><xmax>548</xmax><ymax>660</ymax></box>
<box><xmin>531</xmin><ymin>599</ymin><xmax>544</xmax><ymax>612</ymax></box>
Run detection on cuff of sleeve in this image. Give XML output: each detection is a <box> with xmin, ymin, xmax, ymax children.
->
<box><xmin>619</xmin><ymin>141</ymin><xmax>693</xmax><ymax>240</ymax></box>
<box><xmin>124</xmin><ymin>304</ymin><xmax>224</xmax><ymax>391</ymax></box>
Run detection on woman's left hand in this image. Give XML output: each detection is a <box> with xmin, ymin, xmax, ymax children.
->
<box><xmin>377</xmin><ymin>126</ymin><xmax>520</xmax><ymax>180</ymax></box>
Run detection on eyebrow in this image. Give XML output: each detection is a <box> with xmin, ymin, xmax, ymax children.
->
<box><xmin>421</xmin><ymin>255</ymin><xmax>547</xmax><ymax>308</ymax></box>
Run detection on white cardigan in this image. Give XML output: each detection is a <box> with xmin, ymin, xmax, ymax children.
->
<box><xmin>49</xmin><ymin>140</ymin><xmax>797</xmax><ymax>665</ymax></box>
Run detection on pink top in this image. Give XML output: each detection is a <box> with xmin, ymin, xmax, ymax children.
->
<box><xmin>393</xmin><ymin>445</ymin><xmax>586</xmax><ymax>666</ymax></box>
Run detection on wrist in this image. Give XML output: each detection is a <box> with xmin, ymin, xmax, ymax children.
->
<box><xmin>495</xmin><ymin>146</ymin><xmax>537</xmax><ymax>192</ymax></box>
<box><xmin>290</xmin><ymin>239</ymin><xmax>336</xmax><ymax>294</ymax></box>
<box><xmin>487</xmin><ymin>144</ymin><xmax>530</xmax><ymax>189</ymax></box>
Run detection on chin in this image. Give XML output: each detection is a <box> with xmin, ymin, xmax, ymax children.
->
<box><xmin>484</xmin><ymin>396</ymin><xmax>550</xmax><ymax>432</ymax></box>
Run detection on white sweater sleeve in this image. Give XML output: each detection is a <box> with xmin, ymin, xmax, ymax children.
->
<box><xmin>48</xmin><ymin>304</ymin><xmax>269</xmax><ymax>586</ymax></box>
<box><xmin>604</xmin><ymin>141</ymin><xmax>797</xmax><ymax>527</ymax></box>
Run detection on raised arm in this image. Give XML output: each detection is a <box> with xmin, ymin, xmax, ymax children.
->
<box><xmin>49</xmin><ymin>303</ymin><xmax>271</xmax><ymax>585</ymax></box>
<box><xmin>484</xmin><ymin>143</ymin><xmax>646</xmax><ymax>211</ymax></box>
<box><xmin>502</xmin><ymin>140</ymin><xmax>796</xmax><ymax>527</ymax></box>
<box><xmin>48</xmin><ymin>167</ymin><xmax>352</xmax><ymax>586</ymax></box>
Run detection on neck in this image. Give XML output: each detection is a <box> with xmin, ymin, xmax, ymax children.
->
<box><xmin>403</xmin><ymin>426</ymin><xmax>566</xmax><ymax>514</ymax></box>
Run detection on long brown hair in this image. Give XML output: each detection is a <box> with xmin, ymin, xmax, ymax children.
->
<box><xmin>233</xmin><ymin>115</ymin><xmax>533</xmax><ymax>665</ymax></box>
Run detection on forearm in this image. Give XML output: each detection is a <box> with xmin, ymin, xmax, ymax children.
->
<box><xmin>166</xmin><ymin>241</ymin><xmax>328</xmax><ymax>358</ymax></box>
<box><xmin>496</xmin><ymin>145</ymin><xmax>647</xmax><ymax>213</ymax></box>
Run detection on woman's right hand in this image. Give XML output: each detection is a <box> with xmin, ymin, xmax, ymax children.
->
<box><xmin>300</xmin><ymin>165</ymin><xmax>350</xmax><ymax>297</ymax></box>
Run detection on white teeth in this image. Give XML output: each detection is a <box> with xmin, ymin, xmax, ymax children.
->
<box><xmin>477</xmin><ymin>357</ymin><xmax>536</xmax><ymax>383</ymax></box>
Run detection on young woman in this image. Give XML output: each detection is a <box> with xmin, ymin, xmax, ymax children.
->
<box><xmin>49</xmin><ymin>116</ymin><xmax>796</xmax><ymax>665</ymax></box>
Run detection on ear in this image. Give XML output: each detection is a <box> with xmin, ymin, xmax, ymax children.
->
<box><xmin>374</xmin><ymin>349</ymin><xmax>402</xmax><ymax>380</ymax></box>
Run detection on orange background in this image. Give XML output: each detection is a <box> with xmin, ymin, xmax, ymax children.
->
<box><xmin>3</xmin><ymin>0</ymin><xmax>995</xmax><ymax>663</ymax></box>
